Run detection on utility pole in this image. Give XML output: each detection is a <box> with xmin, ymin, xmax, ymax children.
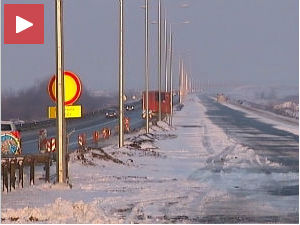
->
<box><xmin>55</xmin><ymin>0</ymin><xmax>67</xmax><ymax>183</ymax></box>
<box><xmin>185</xmin><ymin>72</ymin><xmax>188</xmax><ymax>93</ymax></box>
<box><xmin>182</xmin><ymin>61</ymin><xmax>185</xmax><ymax>98</ymax></box>
<box><xmin>179</xmin><ymin>58</ymin><xmax>182</xmax><ymax>104</ymax></box>
<box><xmin>145</xmin><ymin>0</ymin><xmax>149</xmax><ymax>133</ymax></box>
<box><xmin>168</xmin><ymin>26</ymin><xmax>173</xmax><ymax>126</ymax></box>
<box><xmin>164</xmin><ymin>17</ymin><xmax>168</xmax><ymax>92</ymax></box>
<box><xmin>158</xmin><ymin>0</ymin><xmax>162</xmax><ymax>121</ymax></box>
<box><xmin>118</xmin><ymin>0</ymin><xmax>124</xmax><ymax>147</ymax></box>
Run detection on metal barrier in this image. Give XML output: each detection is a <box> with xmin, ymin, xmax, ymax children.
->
<box><xmin>1</xmin><ymin>154</ymin><xmax>52</xmax><ymax>192</ymax></box>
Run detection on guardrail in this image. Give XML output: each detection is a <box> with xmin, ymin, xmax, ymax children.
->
<box><xmin>16</xmin><ymin>100</ymin><xmax>142</xmax><ymax>132</ymax></box>
<box><xmin>1</xmin><ymin>153</ymin><xmax>55</xmax><ymax>192</ymax></box>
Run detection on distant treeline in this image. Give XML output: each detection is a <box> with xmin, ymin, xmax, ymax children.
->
<box><xmin>1</xmin><ymin>78</ymin><xmax>118</xmax><ymax>121</ymax></box>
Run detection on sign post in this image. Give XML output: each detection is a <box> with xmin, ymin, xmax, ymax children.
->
<box><xmin>55</xmin><ymin>0</ymin><xmax>67</xmax><ymax>184</ymax></box>
<box><xmin>47</xmin><ymin>70</ymin><xmax>82</xmax><ymax>184</ymax></box>
<box><xmin>118</xmin><ymin>0</ymin><xmax>124</xmax><ymax>148</ymax></box>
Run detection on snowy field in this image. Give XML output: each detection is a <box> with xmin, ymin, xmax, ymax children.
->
<box><xmin>219</xmin><ymin>98</ymin><xmax>298</xmax><ymax>136</ymax></box>
<box><xmin>1</xmin><ymin>95</ymin><xmax>298</xmax><ymax>223</ymax></box>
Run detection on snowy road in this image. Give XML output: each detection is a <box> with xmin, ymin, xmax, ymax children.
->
<box><xmin>2</xmin><ymin>94</ymin><xmax>298</xmax><ymax>223</ymax></box>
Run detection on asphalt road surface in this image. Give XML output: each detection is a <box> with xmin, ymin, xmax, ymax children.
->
<box><xmin>21</xmin><ymin>102</ymin><xmax>144</xmax><ymax>155</ymax></box>
<box><xmin>200</xmin><ymin>95</ymin><xmax>299</xmax><ymax>173</ymax></box>
<box><xmin>192</xmin><ymin>95</ymin><xmax>299</xmax><ymax>223</ymax></box>
<box><xmin>21</xmin><ymin>96</ymin><xmax>180</xmax><ymax>155</ymax></box>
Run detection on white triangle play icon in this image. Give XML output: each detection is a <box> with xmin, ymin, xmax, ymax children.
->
<box><xmin>16</xmin><ymin>16</ymin><xmax>33</xmax><ymax>34</ymax></box>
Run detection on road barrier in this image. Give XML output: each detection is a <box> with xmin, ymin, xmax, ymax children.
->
<box><xmin>38</xmin><ymin>129</ymin><xmax>48</xmax><ymax>152</ymax></box>
<box><xmin>46</xmin><ymin>140</ymin><xmax>51</xmax><ymax>152</ymax></box>
<box><xmin>114</xmin><ymin>117</ymin><xmax>130</xmax><ymax>133</ymax></box>
<box><xmin>51</xmin><ymin>138</ymin><xmax>56</xmax><ymax>152</ymax></box>
<box><xmin>102</xmin><ymin>128</ymin><xmax>111</xmax><ymax>139</ymax></box>
<box><xmin>1</xmin><ymin>154</ymin><xmax>52</xmax><ymax>192</ymax></box>
<box><xmin>124</xmin><ymin>117</ymin><xmax>130</xmax><ymax>132</ymax></box>
<box><xmin>78</xmin><ymin>133</ymin><xmax>87</xmax><ymax>148</ymax></box>
<box><xmin>93</xmin><ymin>131</ymin><xmax>100</xmax><ymax>144</ymax></box>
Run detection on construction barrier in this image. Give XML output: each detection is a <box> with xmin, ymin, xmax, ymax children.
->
<box><xmin>38</xmin><ymin>129</ymin><xmax>48</xmax><ymax>152</ymax></box>
<box><xmin>115</xmin><ymin>117</ymin><xmax>130</xmax><ymax>133</ymax></box>
<box><xmin>46</xmin><ymin>140</ymin><xmax>51</xmax><ymax>153</ymax></box>
<box><xmin>78</xmin><ymin>133</ymin><xmax>87</xmax><ymax>148</ymax></box>
<box><xmin>51</xmin><ymin>138</ymin><xmax>56</xmax><ymax>152</ymax></box>
<box><xmin>93</xmin><ymin>131</ymin><xmax>100</xmax><ymax>144</ymax></box>
<box><xmin>124</xmin><ymin>117</ymin><xmax>130</xmax><ymax>133</ymax></box>
<box><xmin>102</xmin><ymin>128</ymin><xmax>111</xmax><ymax>139</ymax></box>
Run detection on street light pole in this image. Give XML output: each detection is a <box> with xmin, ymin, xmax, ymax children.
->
<box><xmin>118</xmin><ymin>0</ymin><xmax>124</xmax><ymax>147</ymax></box>
<box><xmin>185</xmin><ymin>72</ymin><xmax>188</xmax><ymax>93</ymax></box>
<box><xmin>158</xmin><ymin>0</ymin><xmax>162</xmax><ymax>121</ymax></box>
<box><xmin>169</xmin><ymin>26</ymin><xmax>173</xmax><ymax>126</ymax></box>
<box><xmin>145</xmin><ymin>0</ymin><xmax>149</xmax><ymax>133</ymax></box>
<box><xmin>164</xmin><ymin>17</ymin><xmax>168</xmax><ymax>92</ymax></box>
<box><xmin>55</xmin><ymin>0</ymin><xmax>67</xmax><ymax>184</ymax></box>
<box><xmin>179</xmin><ymin>57</ymin><xmax>182</xmax><ymax>104</ymax></box>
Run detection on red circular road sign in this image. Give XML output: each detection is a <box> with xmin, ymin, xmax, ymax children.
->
<box><xmin>48</xmin><ymin>71</ymin><xmax>82</xmax><ymax>105</ymax></box>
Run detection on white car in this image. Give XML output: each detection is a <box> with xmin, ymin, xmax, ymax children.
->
<box><xmin>1</xmin><ymin>121</ymin><xmax>18</xmax><ymax>132</ymax></box>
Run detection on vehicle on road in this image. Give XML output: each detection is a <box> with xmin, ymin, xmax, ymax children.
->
<box><xmin>1</xmin><ymin>121</ymin><xmax>22</xmax><ymax>155</ymax></box>
<box><xmin>10</xmin><ymin>119</ymin><xmax>25</xmax><ymax>126</ymax></box>
<box><xmin>142</xmin><ymin>110</ymin><xmax>153</xmax><ymax>119</ymax></box>
<box><xmin>105</xmin><ymin>109</ymin><xmax>118</xmax><ymax>118</ymax></box>
<box><xmin>125</xmin><ymin>104</ymin><xmax>135</xmax><ymax>111</ymax></box>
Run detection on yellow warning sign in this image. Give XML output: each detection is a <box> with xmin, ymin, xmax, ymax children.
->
<box><xmin>48</xmin><ymin>105</ymin><xmax>82</xmax><ymax>119</ymax></box>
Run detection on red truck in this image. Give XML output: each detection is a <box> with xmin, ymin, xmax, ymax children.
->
<box><xmin>142</xmin><ymin>91</ymin><xmax>171</xmax><ymax>118</ymax></box>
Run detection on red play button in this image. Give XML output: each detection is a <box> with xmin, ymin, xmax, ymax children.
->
<box><xmin>4</xmin><ymin>4</ymin><xmax>44</xmax><ymax>44</ymax></box>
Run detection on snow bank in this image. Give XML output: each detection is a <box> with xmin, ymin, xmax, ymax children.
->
<box><xmin>2</xmin><ymin>198</ymin><xmax>119</xmax><ymax>224</ymax></box>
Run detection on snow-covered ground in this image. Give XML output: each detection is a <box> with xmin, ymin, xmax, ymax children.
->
<box><xmin>1</xmin><ymin>95</ymin><xmax>298</xmax><ymax>223</ymax></box>
<box><xmin>223</xmin><ymin>100</ymin><xmax>299</xmax><ymax>136</ymax></box>
<box><xmin>225</xmin><ymin>85</ymin><xmax>298</xmax><ymax>105</ymax></box>
<box><xmin>224</xmin><ymin>85</ymin><xmax>299</xmax><ymax>119</ymax></box>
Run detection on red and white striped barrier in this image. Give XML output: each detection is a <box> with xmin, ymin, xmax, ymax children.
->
<box><xmin>93</xmin><ymin>131</ymin><xmax>100</xmax><ymax>143</ymax></box>
<box><xmin>46</xmin><ymin>140</ymin><xmax>51</xmax><ymax>152</ymax></box>
<box><xmin>50</xmin><ymin>138</ymin><xmax>56</xmax><ymax>152</ymax></box>
<box><xmin>102</xmin><ymin>128</ymin><xmax>111</xmax><ymax>139</ymax></box>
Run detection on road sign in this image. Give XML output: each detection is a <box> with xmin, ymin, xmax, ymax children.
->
<box><xmin>48</xmin><ymin>105</ymin><xmax>82</xmax><ymax>119</ymax></box>
<box><xmin>48</xmin><ymin>71</ymin><xmax>82</xmax><ymax>105</ymax></box>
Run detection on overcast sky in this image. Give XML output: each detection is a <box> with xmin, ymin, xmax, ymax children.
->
<box><xmin>1</xmin><ymin>0</ymin><xmax>299</xmax><ymax>94</ymax></box>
